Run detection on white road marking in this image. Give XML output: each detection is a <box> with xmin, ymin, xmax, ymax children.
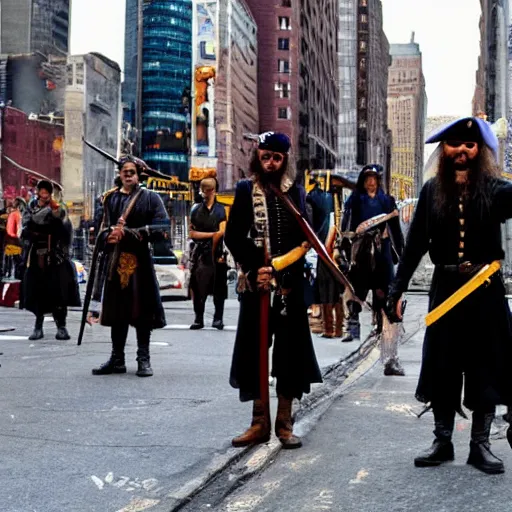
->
<box><xmin>163</xmin><ymin>324</ymin><xmax>236</xmax><ymax>331</ymax></box>
<box><xmin>0</xmin><ymin>335</ymin><xmax>28</xmax><ymax>340</ymax></box>
<box><xmin>349</xmin><ymin>469</ymin><xmax>369</xmax><ymax>484</ymax></box>
<box><xmin>151</xmin><ymin>342</ymin><xmax>169</xmax><ymax>346</ymax></box>
<box><xmin>91</xmin><ymin>475</ymin><xmax>104</xmax><ymax>490</ymax></box>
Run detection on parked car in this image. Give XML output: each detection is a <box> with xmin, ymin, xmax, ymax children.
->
<box><xmin>152</xmin><ymin>238</ymin><xmax>190</xmax><ymax>300</ymax></box>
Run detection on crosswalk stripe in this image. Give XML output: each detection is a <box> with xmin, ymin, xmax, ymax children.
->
<box><xmin>162</xmin><ymin>324</ymin><xmax>236</xmax><ymax>331</ymax></box>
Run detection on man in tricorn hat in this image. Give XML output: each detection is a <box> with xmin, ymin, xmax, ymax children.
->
<box><xmin>21</xmin><ymin>180</ymin><xmax>80</xmax><ymax>340</ymax></box>
<box><xmin>386</xmin><ymin>117</ymin><xmax>512</xmax><ymax>474</ymax></box>
<box><xmin>225</xmin><ymin>132</ymin><xmax>322</xmax><ymax>449</ymax></box>
<box><xmin>89</xmin><ymin>156</ymin><xmax>169</xmax><ymax>377</ymax></box>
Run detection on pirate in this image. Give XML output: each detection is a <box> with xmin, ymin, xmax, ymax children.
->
<box><xmin>225</xmin><ymin>132</ymin><xmax>322</xmax><ymax>449</ymax></box>
<box><xmin>341</xmin><ymin>164</ymin><xmax>404</xmax><ymax>375</ymax></box>
<box><xmin>90</xmin><ymin>156</ymin><xmax>169</xmax><ymax>377</ymax></box>
<box><xmin>189</xmin><ymin>177</ymin><xmax>228</xmax><ymax>330</ymax></box>
<box><xmin>386</xmin><ymin>117</ymin><xmax>512</xmax><ymax>474</ymax></box>
<box><xmin>20</xmin><ymin>180</ymin><xmax>80</xmax><ymax>340</ymax></box>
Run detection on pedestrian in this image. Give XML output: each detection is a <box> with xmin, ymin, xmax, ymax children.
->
<box><xmin>189</xmin><ymin>177</ymin><xmax>228</xmax><ymax>330</ymax></box>
<box><xmin>4</xmin><ymin>197</ymin><xmax>25</xmax><ymax>279</ymax></box>
<box><xmin>307</xmin><ymin>178</ymin><xmax>344</xmax><ymax>338</ymax></box>
<box><xmin>225</xmin><ymin>132</ymin><xmax>322</xmax><ymax>449</ymax></box>
<box><xmin>341</xmin><ymin>164</ymin><xmax>404</xmax><ymax>374</ymax></box>
<box><xmin>386</xmin><ymin>117</ymin><xmax>512</xmax><ymax>474</ymax></box>
<box><xmin>21</xmin><ymin>180</ymin><xmax>80</xmax><ymax>341</ymax></box>
<box><xmin>90</xmin><ymin>156</ymin><xmax>169</xmax><ymax>377</ymax></box>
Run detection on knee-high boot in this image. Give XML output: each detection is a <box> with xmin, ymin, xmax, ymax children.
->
<box><xmin>53</xmin><ymin>307</ymin><xmax>70</xmax><ymax>340</ymax></box>
<box><xmin>414</xmin><ymin>408</ymin><xmax>455</xmax><ymax>467</ymax></box>
<box><xmin>136</xmin><ymin>327</ymin><xmax>153</xmax><ymax>377</ymax></box>
<box><xmin>334</xmin><ymin>300</ymin><xmax>344</xmax><ymax>337</ymax></box>
<box><xmin>320</xmin><ymin>304</ymin><xmax>334</xmax><ymax>338</ymax></box>
<box><xmin>92</xmin><ymin>324</ymin><xmax>128</xmax><ymax>375</ymax></box>
<box><xmin>275</xmin><ymin>395</ymin><xmax>302</xmax><ymax>449</ymax></box>
<box><xmin>212</xmin><ymin>297</ymin><xmax>225</xmax><ymax>330</ymax></box>
<box><xmin>232</xmin><ymin>399</ymin><xmax>271</xmax><ymax>447</ymax></box>
<box><xmin>467</xmin><ymin>411</ymin><xmax>505</xmax><ymax>474</ymax></box>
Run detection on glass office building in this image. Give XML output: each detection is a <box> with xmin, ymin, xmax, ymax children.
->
<box><xmin>142</xmin><ymin>0</ymin><xmax>192</xmax><ymax>179</ymax></box>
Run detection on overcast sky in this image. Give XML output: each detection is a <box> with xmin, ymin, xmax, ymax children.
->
<box><xmin>70</xmin><ymin>0</ymin><xmax>482</xmax><ymax>118</ymax></box>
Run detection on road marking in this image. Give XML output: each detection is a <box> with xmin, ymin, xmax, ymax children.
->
<box><xmin>0</xmin><ymin>335</ymin><xmax>28</xmax><ymax>340</ymax></box>
<box><xmin>91</xmin><ymin>475</ymin><xmax>104</xmax><ymax>490</ymax></box>
<box><xmin>349</xmin><ymin>469</ymin><xmax>369</xmax><ymax>484</ymax></box>
<box><xmin>163</xmin><ymin>324</ymin><xmax>236</xmax><ymax>331</ymax></box>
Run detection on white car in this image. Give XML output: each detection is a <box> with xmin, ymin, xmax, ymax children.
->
<box><xmin>152</xmin><ymin>243</ymin><xmax>191</xmax><ymax>300</ymax></box>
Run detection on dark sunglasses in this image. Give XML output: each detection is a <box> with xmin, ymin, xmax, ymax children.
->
<box><xmin>260</xmin><ymin>152</ymin><xmax>284</xmax><ymax>163</ymax></box>
<box><xmin>444</xmin><ymin>141</ymin><xmax>477</xmax><ymax>149</ymax></box>
<box><xmin>120</xmin><ymin>170</ymin><xmax>137</xmax><ymax>176</ymax></box>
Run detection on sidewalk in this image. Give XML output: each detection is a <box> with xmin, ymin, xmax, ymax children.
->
<box><xmin>0</xmin><ymin>296</ymin><xmax>427</xmax><ymax>512</ymax></box>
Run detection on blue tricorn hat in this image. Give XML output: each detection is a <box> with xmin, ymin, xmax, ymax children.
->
<box><xmin>258</xmin><ymin>132</ymin><xmax>291</xmax><ymax>153</ymax></box>
<box><xmin>425</xmin><ymin>117</ymin><xmax>498</xmax><ymax>156</ymax></box>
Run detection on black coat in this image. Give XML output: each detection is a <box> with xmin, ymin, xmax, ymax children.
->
<box><xmin>20</xmin><ymin>201</ymin><xmax>80</xmax><ymax>315</ymax></box>
<box><xmin>390</xmin><ymin>176</ymin><xmax>512</xmax><ymax>411</ymax></box>
<box><xmin>92</xmin><ymin>186</ymin><xmax>169</xmax><ymax>329</ymax></box>
<box><xmin>225</xmin><ymin>179</ymin><xmax>322</xmax><ymax>402</ymax></box>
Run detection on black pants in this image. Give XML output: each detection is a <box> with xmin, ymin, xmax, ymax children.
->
<box><xmin>35</xmin><ymin>306</ymin><xmax>67</xmax><ymax>328</ymax></box>
<box><xmin>193</xmin><ymin>293</ymin><xmax>225</xmax><ymax>322</ymax></box>
<box><xmin>111</xmin><ymin>323</ymin><xmax>151</xmax><ymax>359</ymax></box>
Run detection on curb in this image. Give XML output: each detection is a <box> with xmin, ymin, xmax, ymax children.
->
<box><xmin>144</xmin><ymin>301</ymin><xmax>427</xmax><ymax>512</ymax></box>
<box><xmin>155</xmin><ymin>333</ymin><xmax>382</xmax><ymax>512</ymax></box>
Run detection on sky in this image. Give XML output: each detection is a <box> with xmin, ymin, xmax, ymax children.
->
<box><xmin>70</xmin><ymin>0</ymin><xmax>482</xmax><ymax>118</ymax></box>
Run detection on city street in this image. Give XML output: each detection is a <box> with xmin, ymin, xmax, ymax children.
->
<box><xmin>199</xmin><ymin>300</ymin><xmax>512</xmax><ymax>512</ymax></box>
<box><xmin>0</xmin><ymin>294</ymin><xmax>426</xmax><ymax>512</ymax></box>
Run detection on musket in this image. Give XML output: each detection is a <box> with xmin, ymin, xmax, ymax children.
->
<box><xmin>269</xmin><ymin>184</ymin><xmax>366</xmax><ymax>309</ymax></box>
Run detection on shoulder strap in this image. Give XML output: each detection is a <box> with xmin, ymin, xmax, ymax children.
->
<box><xmin>120</xmin><ymin>188</ymin><xmax>143</xmax><ymax>223</ymax></box>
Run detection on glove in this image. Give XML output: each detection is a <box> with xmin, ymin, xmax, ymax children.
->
<box><xmin>385</xmin><ymin>294</ymin><xmax>406</xmax><ymax>324</ymax></box>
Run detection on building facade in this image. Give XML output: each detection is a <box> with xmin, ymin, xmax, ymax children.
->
<box><xmin>298</xmin><ymin>0</ymin><xmax>338</xmax><ymax>172</ymax></box>
<box><xmin>122</xmin><ymin>0</ymin><xmax>140</xmax><ymax>128</ymax></box>
<box><xmin>337</xmin><ymin>0</ymin><xmax>358</xmax><ymax>173</ymax></box>
<box><xmin>387</xmin><ymin>36</ymin><xmax>427</xmax><ymax>199</ymax></box>
<box><xmin>1</xmin><ymin>106</ymin><xmax>64</xmax><ymax>202</ymax></box>
<box><xmin>62</xmin><ymin>53</ymin><xmax>121</xmax><ymax>226</ymax></box>
<box><xmin>246</xmin><ymin>0</ymin><xmax>300</xmax><ymax>168</ymax></box>
<box><xmin>141</xmin><ymin>0</ymin><xmax>192</xmax><ymax>180</ymax></box>
<box><xmin>0</xmin><ymin>0</ymin><xmax>70</xmax><ymax>56</ymax></box>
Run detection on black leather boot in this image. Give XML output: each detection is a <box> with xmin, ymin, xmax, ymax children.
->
<box><xmin>415</xmin><ymin>409</ymin><xmax>455</xmax><ymax>467</ymax></box>
<box><xmin>92</xmin><ymin>324</ymin><xmax>127</xmax><ymax>375</ymax></box>
<box><xmin>53</xmin><ymin>308</ymin><xmax>70</xmax><ymax>340</ymax></box>
<box><xmin>384</xmin><ymin>357</ymin><xmax>406</xmax><ymax>376</ymax></box>
<box><xmin>212</xmin><ymin>298</ymin><xmax>225</xmax><ymax>330</ymax></box>
<box><xmin>136</xmin><ymin>329</ymin><xmax>153</xmax><ymax>377</ymax></box>
<box><xmin>190</xmin><ymin>317</ymin><xmax>204</xmax><ymax>330</ymax></box>
<box><xmin>29</xmin><ymin>316</ymin><xmax>44</xmax><ymax>340</ymax></box>
<box><xmin>467</xmin><ymin>412</ymin><xmax>505</xmax><ymax>474</ymax></box>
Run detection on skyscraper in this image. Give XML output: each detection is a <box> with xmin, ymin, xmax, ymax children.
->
<box><xmin>122</xmin><ymin>0</ymin><xmax>140</xmax><ymax>127</ymax></box>
<box><xmin>387</xmin><ymin>35</ymin><xmax>427</xmax><ymax>199</ymax></box>
<box><xmin>0</xmin><ymin>0</ymin><xmax>70</xmax><ymax>56</ymax></box>
<box><xmin>141</xmin><ymin>0</ymin><xmax>193</xmax><ymax>179</ymax></box>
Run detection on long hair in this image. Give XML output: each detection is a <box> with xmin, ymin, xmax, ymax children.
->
<box><xmin>433</xmin><ymin>144</ymin><xmax>500</xmax><ymax>216</ymax></box>
<box><xmin>247</xmin><ymin>149</ymin><xmax>295</xmax><ymax>183</ymax></box>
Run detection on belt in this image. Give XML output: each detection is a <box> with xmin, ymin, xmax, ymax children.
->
<box><xmin>435</xmin><ymin>262</ymin><xmax>486</xmax><ymax>274</ymax></box>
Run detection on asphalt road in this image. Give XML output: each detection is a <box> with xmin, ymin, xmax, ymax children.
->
<box><xmin>0</xmin><ymin>294</ymin><xmax>387</xmax><ymax>512</ymax></box>
<box><xmin>209</xmin><ymin>308</ymin><xmax>512</xmax><ymax>512</ymax></box>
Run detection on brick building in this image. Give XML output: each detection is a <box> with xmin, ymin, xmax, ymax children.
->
<box><xmin>2</xmin><ymin>106</ymin><xmax>63</xmax><ymax>202</ymax></box>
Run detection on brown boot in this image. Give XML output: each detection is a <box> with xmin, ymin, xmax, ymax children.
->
<box><xmin>276</xmin><ymin>395</ymin><xmax>302</xmax><ymax>449</ymax></box>
<box><xmin>232</xmin><ymin>399</ymin><xmax>271</xmax><ymax>447</ymax></box>
<box><xmin>334</xmin><ymin>300</ymin><xmax>344</xmax><ymax>337</ymax></box>
<box><xmin>320</xmin><ymin>304</ymin><xmax>334</xmax><ymax>338</ymax></box>
<box><xmin>309</xmin><ymin>305</ymin><xmax>323</xmax><ymax>334</ymax></box>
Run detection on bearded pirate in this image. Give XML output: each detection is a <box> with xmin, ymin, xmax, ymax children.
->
<box><xmin>386</xmin><ymin>117</ymin><xmax>512</xmax><ymax>474</ymax></box>
<box><xmin>89</xmin><ymin>156</ymin><xmax>169</xmax><ymax>377</ymax></box>
<box><xmin>225</xmin><ymin>132</ymin><xmax>322</xmax><ymax>449</ymax></box>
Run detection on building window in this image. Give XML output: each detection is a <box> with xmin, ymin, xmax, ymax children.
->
<box><xmin>278</xmin><ymin>38</ymin><xmax>290</xmax><ymax>51</ymax></box>
<box><xmin>360</xmin><ymin>0</ymin><xmax>367</xmax><ymax>5</ymax></box>
<box><xmin>278</xmin><ymin>107</ymin><xmax>290</xmax><ymax>119</ymax></box>
<box><xmin>66</xmin><ymin>64</ymin><xmax>73</xmax><ymax>85</ymax></box>
<box><xmin>359</xmin><ymin>41</ymin><xmax>367</xmax><ymax>52</ymax></box>
<box><xmin>360</xmin><ymin>14</ymin><xmax>368</xmax><ymax>23</ymax></box>
<box><xmin>76</xmin><ymin>62</ymin><xmax>84</xmax><ymax>85</ymax></box>
<box><xmin>278</xmin><ymin>17</ymin><xmax>291</xmax><ymax>30</ymax></box>
<box><xmin>281</xmin><ymin>0</ymin><xmax>291</xmax><ymax>6</ymax></box>
<box><xmin>278</xmin><ymin>59</ymin><xmax>290</xmax><ymax>73</ymax></box>
<box><xmin>275</xmin><ymin>82</ymin><xmax>290</xmax><ymax>98</ymax></box>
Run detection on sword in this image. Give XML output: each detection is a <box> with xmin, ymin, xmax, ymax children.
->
<box><xmin>425</xmin><ymin>261</ymin><xmax>501</xmax><ymax>327</ymax></box>
<box><xmin>269</xmin><ymin>184</ymin><xmax>366</xmax><ymax>309</ymax></box>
